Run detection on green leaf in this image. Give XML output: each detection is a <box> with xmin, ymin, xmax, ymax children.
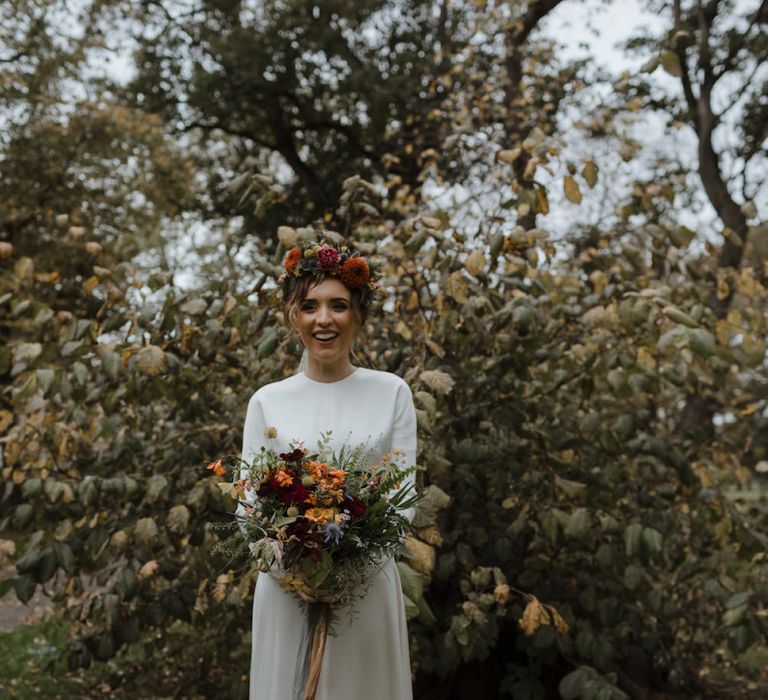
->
<box><xmin>723</xmin><ymin>604</ymin><xmax>747</xmax><ymax>627</ymax></box>
<box><xmin>725</xmin><ymin>591</ymin><xmax>750</xmax><ymax>609</ymax></box>
<box><xmin>564</xmin><ymin>508</ymin><xmax>590</xmax><ymax>538</ymax></box>
<box><xmin>688</xmin><ymin>328</ymin><xmax>715</xmax><ymax>357</ymax></box>
<box><xmin>35</xmin><ymin>368</ymin><xmax>55</xmax><ymax>394</ymax></box>
<box><xmin>662</xmin><ymin>306</ymin><xmax>697</xmax><ymax>328</ymax></box>
<box><xmin>559</xmin><ymin>668</ymin><xmax>588</xmax><ymax>699</ymax></box>
<box><xmin>0</xmin><ymin>578</ymin><xmax>14</xmax><ymax>598</ymax></box>
<box><xmin>555</xmin><ymin>476</ymin><xmax>587</xmax><ymax>499</ymax></box>
<box><xmin>101</xmin><ymin>351</ymin><xmax>120</xmax><ymax>380</ymax></box>
<box><xmin>72</xmin><ymin>361</ymin><xmax>89</xmax><ymax>385</ymax></box>
<box><xmin>624</xmin><ymin>523</ymin><xmax>643</xmax><ymax>557</ymax></box>
<box><xmin>641</xmin><ymin>527</ymin><xmax>663</xmax><ymax>555</ymax></box>
<box><xmin>13</xmin><ymin>575</ymin><xmax>36</xmax><ymax>604</ymax></box>
<box><xmin>398</xmin><ymin>561</ymin><xmax>426</xmax><ymax>602</ymax></box>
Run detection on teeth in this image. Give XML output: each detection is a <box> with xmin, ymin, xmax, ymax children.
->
<box><xmin>314</xmin><ymin>333</ymin><xmax>338</xmax><ymax>340</ymax></box>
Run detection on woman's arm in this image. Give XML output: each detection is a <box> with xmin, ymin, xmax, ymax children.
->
<box><xmin>235</xmin><ymin>391</ymin><xmax>266</xmax><ymax>535</ymax></box>
<box><xmin>391</xmin><ymin>380</ymin><xmax>418</xmax><ymax>523</ymax></box>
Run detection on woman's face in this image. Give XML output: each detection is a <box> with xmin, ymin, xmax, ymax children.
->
<box><xmin>293</xmin><ymin>278</ymin><xmax>358</xmax><ymax>367</ymax></box>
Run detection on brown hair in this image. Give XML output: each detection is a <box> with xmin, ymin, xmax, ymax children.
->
<box><xmin>282</xmin><ymin>275</ymin><xmax>370</xmax><ymax>336</ymax></box>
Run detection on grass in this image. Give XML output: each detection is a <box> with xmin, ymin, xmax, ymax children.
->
<box><xmin>0</xmin><ymin>616</ymin><xmax>101</xmax><ymax>699</ymax></box>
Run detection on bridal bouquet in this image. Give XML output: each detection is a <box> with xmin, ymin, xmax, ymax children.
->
<box><xmin>209</xmin><ymin>430</ymin><xmax>419</xmax><ymax>700</ymax></box>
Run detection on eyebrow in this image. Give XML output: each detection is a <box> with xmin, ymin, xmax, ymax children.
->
<box><xmin>304</xmin><ymin>297</ymin><xmax>350</xmax><ymax>302</ymax></box>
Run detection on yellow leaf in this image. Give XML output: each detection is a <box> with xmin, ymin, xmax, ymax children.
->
<box><xmin>494</xmin><ymin>583</ymin><xmax>510</xmax><ymax>604</ymax></box>
<box><xmin>420</xmin><ymin>369</ymin><xmax>455</xmax><ymax>395</ymax></box>
<box><xmin>716</xmin><ymin>275</ymin><xmax>730</xmax><ymax>300</ymax></box>
<box><xmin>0</xmin><ymin>410</ymin><xmax>13</xmax><ymax>433</ymax></box>
<box><xmin>582</xmin><ymin>160</ymin><xmax>599</xmax><ymax>188</ymax></box>
<box><xmin>403</xmin><ymin>536</ymin><xmax>436</xmax><ymax>575</ymax></box>
<box><xmin>519</xmin><ymin>596</ymin><xmax>548</xmax><ymax>636</ymax></box>
<box><xmin>0</xmin><ymin>242</ymin><xmax>13</xmax><ymax>259</ymax></box>
<box><xmin>465</xmin><ymin>249</ymin><xmax>486</xmax><ymax>277</ymax></box>
<box><xmin>547</xmin><ymin>604</ymin><xmax>569</xmax><ymax>635</ymax></box>
<box><xmin>395</xmin><ymin>319</ymin><xmax>413</xmax><ymax>341</ymax></box>
<box><xmin>563</xmin><ymin>175</ymin><xmax>582</xmax><ymax>204</ymax></box>
<box><xmin>497</xmin><ymin>148</ymin><xmax>520</xmax><ymax>164</ymax></box>
<box><xmin>212</xmin><ymin>571</ymin><xmax>234</xmax><ymax>603</ymax></box>
<box><xmin>636</xmin><ymin>347</ymin><xmax>657</xmax><ymax>370</ymax></box>
<box><xmin>425</xmin><ymin>338</ymin><xmax>446</xmax><ymax>358</ymax></box>
<box><xmin>83</xmin><ymin>275</ymin><xmax>100</xmax><ymax>295</ymax></box>
<box><xmin>523</xmin><ymin>157</ymin><xmax>538</xmax><ymax>180</ymax></box>
<box><xmin>0</xmin><ymin>539</ymin><xmax>16</xmax><ymax>566</ymax></box>
<box><xmin>415</xmin><ymin>525</ymin><xmax>444</xmax><ymax>546</ymax></box>
<box><xmin>217</xmin><ymin>481</ymin><xmax>239</xmax><ymax>500</ymax></box>
<box><xmin>135</xmin><ymin>345</ymin><xmax>166</xmax><ymax>376</ymax></box>
<box><xmin>534</xmin><ymin>186</ymin><xmax>549</xmax><ymax>214</ymax></box>
<box><xmin>138</xmin><ymin>560</ymin><xmax>159</xmax><ymax>580</ymax></box>
<box><xmin>445</xmin><ymin>270</ymin><xmax>469</xmax><ymax>303</ymax></box>
<box><xmin>660</xmin><ymin>50</ymin><xmax>683</xmax><ymax>77</ymax></box>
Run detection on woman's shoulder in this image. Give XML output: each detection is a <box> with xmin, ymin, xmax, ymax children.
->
<box><xmin>247</xmin><ymin>373</ymin><xmax>305</xmax><ymax>404</ymax></box>
<box><xmin>356</xmin><ymin>367</ymin><xmax>412</xmax><ymax>395</ymax></box>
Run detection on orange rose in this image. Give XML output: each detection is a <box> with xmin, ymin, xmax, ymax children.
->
<box><xmin>284</xmin><ymin>246</ymin><xmax>302</xmax><ymax>275</ymax></box>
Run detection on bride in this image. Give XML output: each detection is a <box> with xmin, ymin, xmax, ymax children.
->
<box><xmin>237</xmin><ymin>239</ymin><xmax>417</xmax><ymax>699</ymax></box>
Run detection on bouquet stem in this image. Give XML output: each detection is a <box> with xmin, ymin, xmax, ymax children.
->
<box><xmin>294</xmin><ymin>603</ymin><xmax>331</xmax><ymax>700</ymax></box>
<box><xmin>303</xmin><ymin>613</ymin><xmax>328</xmax><ymax>700</ymax></box>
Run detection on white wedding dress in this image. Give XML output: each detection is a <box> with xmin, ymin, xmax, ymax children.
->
<box><xmin>237</xmin><ymin>366</ymin><xmax>416</xmax><ymax>700</ymax></box>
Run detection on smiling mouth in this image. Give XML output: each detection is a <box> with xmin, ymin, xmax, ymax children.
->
<box><xmin>312</xmin><ymin>332</ymin><xmax>339</xmax><ymax>344</ymax></box>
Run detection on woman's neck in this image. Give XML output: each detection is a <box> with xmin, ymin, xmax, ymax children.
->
<box><xmin>304</xmin><ymin>358</ymin><xmax>356</xmax><ymax>383</ymax></box>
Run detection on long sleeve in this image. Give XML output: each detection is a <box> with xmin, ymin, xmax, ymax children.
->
<box><xmin>236</xmin><ymin>390</ymin><xmax>266</xmax><ymax>534</ymax></box>
<box><xmin>391</xmin><ymin>380</ymin><xmax>418</xmax><ymax>523</ymax></box>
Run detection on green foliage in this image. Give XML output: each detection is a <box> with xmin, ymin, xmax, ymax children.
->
<box><xmin>2</xmin><ymin>1</ymin><xmax>768</xmax><ymax>699</ymax></box>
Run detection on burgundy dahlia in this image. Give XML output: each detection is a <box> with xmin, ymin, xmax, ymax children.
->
<box><xmin>279</xmin><ymin>449</ymin><xmax>304</xmax><ymax>463</ymax></box>
<box><xmin>343</xmin><ymin>496</ymin><xmax>366</xmax><ymax>519</ymax></box>
<box><xmin>279</xmin><ymin>484</ymin><xmax>311</xmax><ymax>505</ymax></box>
<box><xmin>257</xmin><ymin>476</ymin><xmax>281</xmax><ymax>497</ymax></box>
<box><xmin>286</xmin><ymin>518</ymin><xmax>311</xmax><ymax>538</ymax></box>
<box><xmin>316</xmin><ymin>245</ymin><xmax>340</xmax><ymax>270</ymax></box>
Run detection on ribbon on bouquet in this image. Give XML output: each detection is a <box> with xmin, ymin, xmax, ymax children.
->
<box><xmin>293</xmin><ymin>603</ymin><xmax>332</xmax><ymax>700</ymax></box>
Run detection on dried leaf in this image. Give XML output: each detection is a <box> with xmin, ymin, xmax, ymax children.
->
<box><xmin>445</xmin><ymin>270</ymin><xmax>469</xmax><ymax>303</ymax></box>
<box><xmin>582</xmin><ymin>160</ymin><xmax>599</xmax><ymax>188</ymax></box>
<box><xmin>180</xmin><ymin>298</ymin><xmax>208</xmax><ymax>316</ymax></box>
<box><xmin>138</xmin><ymin>560</ymin><xmax>159</xmax><ymax>580</ymax></box>
<box><xmin>425</xmin><ymin>338</ymin><xmax>446</xmax><ymax>358</ymax></box>
<box><xmin>563</xmin><ymin>176</ymin><xmax>582</xmax><ymax>204</ymax></box>
<box><xmin>403</xmin><ymin>536</ymin><xmax>436</xmax><ymax>574</ymax></box>
<box><xmin>497</xmin><ymin>148</ymin><xmax>521</xmax><ymax>164</ymax></box>
<box><xmin>135</xmin><ymin>345</ymin><xmax>167</xmax><ymax>376</ymax></box>
<box><xmin>519</xmin><ymin>596</ymin><xmax>548</xmax><ymax>636</ymax></box>
<box><xmin>420</xmin><ymin>369</ymin><xmax>455</xmax><ymax>395</ymax></box>
<box><xmin>465</xmin><ymin>249</ymin><xmax>486</xmax><ymax>277</ymax></box>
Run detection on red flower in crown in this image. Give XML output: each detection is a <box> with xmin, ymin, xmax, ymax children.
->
<box><xmin>316</xmin><ymin>245</ymin><xmax>341</xmax><ymax>270</ymax></box>
<box><xmin>339</xmin><ymin>257</ymin><xmax>370</xmax><ymax>289</ymax></box>
<box><xmin>285</xmin><ymin>247</ymin><xmax>302</xmax><ymax>275</ymax></box>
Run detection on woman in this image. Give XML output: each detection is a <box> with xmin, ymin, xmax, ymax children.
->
<box><xmin>238</xmin><ymin>240</ymin><xmax>416</xmax><ymax>699</ymax></box>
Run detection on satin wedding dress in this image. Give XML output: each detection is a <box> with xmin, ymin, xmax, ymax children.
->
<box><xmin>237</xmin><ymin>366</ymin><xmax>416</xmax><ymax>699</ymax></box>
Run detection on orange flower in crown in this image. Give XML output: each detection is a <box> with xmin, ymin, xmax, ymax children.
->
<box><xmin>278</xmin><ymin>239</ymin><xmax>380</xmax><ymax>306</ymax></box>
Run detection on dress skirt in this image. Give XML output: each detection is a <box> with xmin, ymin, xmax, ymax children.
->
<box><xmin>248</xmin><ymin>557</ymin><xmax>413</xmax><ymax>700</ymax></box>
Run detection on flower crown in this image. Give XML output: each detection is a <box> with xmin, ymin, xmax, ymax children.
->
<box><xmin>278</xmin><ymin>240</ymin><xmax>380</xmax><ymax>305</ymax></box>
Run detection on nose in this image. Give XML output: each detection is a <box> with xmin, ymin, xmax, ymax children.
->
<box><xmin>316</xmin><ymin>304</ymin><xmax>331</xmax><ymax>325</ymax></box>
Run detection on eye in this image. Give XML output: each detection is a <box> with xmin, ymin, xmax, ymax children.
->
<box><xmin>332</xmin><ymin>302</ymin><xmax>349</xmax><ymax>311</ymax></box>
<box><xmin>301</xmin><ymin>302</ymin><xmax>317</xmax><ymax>311</ymax></box>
